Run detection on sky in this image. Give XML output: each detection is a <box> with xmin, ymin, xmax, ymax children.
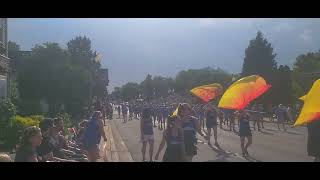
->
<box><xmin>8</xmin><ymin>18</ymin><xmax>320</xmax><ymax>91</ymax></box>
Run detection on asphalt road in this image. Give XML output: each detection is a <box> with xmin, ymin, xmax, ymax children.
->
<box><xmin>111</xmin><ymin>113</ymin><xmax>313</xmax><ymax>162</ymax></box>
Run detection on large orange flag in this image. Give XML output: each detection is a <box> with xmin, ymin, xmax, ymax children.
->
<box><xmin>190</xmin><ymin>83</ymin><xmax>223</xmax><ymax>103</ymax></box>
<box><xmin>218</xmin><ymin>75</ymin><xmax>271</xmax><ymax>110</ymax></box>
<box><xmin>294</xmin><ymin>79</ymin><xmax>320</xmax><ymax>127</ymax></box>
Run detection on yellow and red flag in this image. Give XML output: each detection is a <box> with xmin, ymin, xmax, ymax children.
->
<box><xmin>294</xmin><ymin>79</ymin><xmax>320</xmax><ymax>127</ymax></box>
<box><xmin>190</xmin><ymin>83</ymin><xmax>223</xmax><ymax>103</ymax></box>
<box><xmin>218</xmin><ymin>75</ymin><xmax>271</xmax><ymax>110</ymax></box>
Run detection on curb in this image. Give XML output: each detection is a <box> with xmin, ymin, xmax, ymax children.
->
<box><xmin>98</xmin><ymin>120</ymin><xmax>133</xmax><ymax>162</ymax></box>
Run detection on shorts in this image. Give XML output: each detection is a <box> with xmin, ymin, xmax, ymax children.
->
<box><xmin>239</xmin><ymin>129</ymin><xmax>252</xmax><ymax>137</ymax></box>
<box><xmin>141</xmin><ymin>134</ymin><xmax>154</xmax><ymax>142</ymax></box>
<box><xmin>206</xmin><ymin>120</ymin><xmax>217</xmax><ymax>128</ymax></box>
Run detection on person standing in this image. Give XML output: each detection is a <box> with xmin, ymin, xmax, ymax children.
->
<box><xmin>178</xmin><ymin>103</ymin><xmax>205</xmax><ymax>162</ymax></box>
<box><xmin>258</xmin><ymin>104</ymin><xmax>264</xmax><ymax>129</ymax></box>
<box><xmin>82</xmin><ymin>111</ymin><xmax>107</xmax><ymax>162</ymax></box>
<box><xmin>204</xmin><ymin>103</ymin><xmax>219</xmax><ymax>147</ymax></box>
<box><xmin>252</xmin><ymin>104</ymin><xmax>261</xmax><ymax>131</ymax></box>
<box><xmin>307</xmin><ymin>120</ymin><xmax>320</xmax><ymax>162</ymax></box>
<box><xmin>122</xmin><ymin>104</ymin><xmax>128</xmax><ymax>123</ymax></box>
<box><xmin>140</xmin><ymin>108</ymin><xmax>154</xmax><ymax>162</ymax></box>
<box><xmin>117</xmin><ymin>105</ymin><xmax>121</xmax><ymax>119</ymax></box>
<box><xmin>275</xmin><ymin>104</ymin><xmax>289</xmax><ymax>131</ymax></box>
<box><xmin>238</xmin><ymin>110</ymin><xmax>252</xmax><ymax>157</ymax></box>
<box><xmin>155</xmin><ymin>116</ymin><xmax>186</xmax><ymax>162</ymax></box>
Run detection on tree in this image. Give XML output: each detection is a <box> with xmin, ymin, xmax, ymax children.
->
<box><xmin>241</xmin><ymin>31</ymin><xmax>278</xmax><ymax>105</ymax></box>
<box><xmin>293</xmin><ymin>51</ymin><xmax>320</xmax><ymax>93</ymax></box>
<box><xmin>140</xmin><ymin>74</ymin><xmax>153</xmax><ymax>100</ymax></box>
<box><xmin>67</xmin><ymin>36</ymin><xmax>103</xmax><ymax>100</ymax></box>
<box><xmin>175</xmin><ymin>67</ymin><xmax>232</xmax><ymax>94</ymax></box>
<box><xmin>110</xmin><ymin>87</ymin><xmax>122</xmax><ymax>100</ymax></box>
<box><xmin>272</xmin><ymin>65</ymin><xmax>293</xmax><ymax>105</ymax></box>
<box><xmin>242</xmin><ymin>31</ymin><xmax>277</xmax><ymax>82</ymax></box>
<box><xmin>8</xmin><ymin>41</ymin><xmax>21</xmax><ymax>72</ymax></box>
<box><xmin>120</xmin><ymin>82</ymin><xmax>141</xmax><ymax>101</ymax></box>
<box><xmin>17</xmin><ymin>43</ymin><xmax>69</xmax><ymax>115</ymax></box>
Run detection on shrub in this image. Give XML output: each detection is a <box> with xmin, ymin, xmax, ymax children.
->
<box><xmin>2</xmin><ymin>115</ymin><xmax>44</xmax><ymax>151</ymax></box>
<box><xmin>0</xmin><ymin>100</ymin><xmax>17</xmax><ymax>150</ymax></box>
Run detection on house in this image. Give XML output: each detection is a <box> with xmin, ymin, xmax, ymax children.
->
<box><xmin>0</xmin><ymin>18</ymin><xmax>10</xmax><ymax>100</ymax></box>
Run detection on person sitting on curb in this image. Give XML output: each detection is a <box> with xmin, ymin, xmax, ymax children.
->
<box><xmin>37</xmin><ymin>118</ymin><xmax>78</xmax><ymax>162</ymax></box>
<box><xmin>0</xmin><ymin>153</ymin><xmax>12</xmax><ymax>162</ymax></box>
<box><xmin>15</xmin><ymin>126</ymin><xmax>43</xmax><ymax>162</ymax></box>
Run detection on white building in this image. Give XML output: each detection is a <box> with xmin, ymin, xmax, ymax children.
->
<box><xmin>0</xmin><ymin>18</ymin><xmax>9</xmax><ymax>100</ymax></box>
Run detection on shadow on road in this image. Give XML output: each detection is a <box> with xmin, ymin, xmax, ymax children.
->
<box><xmin>244</xmin><ymin>156</ymin><xmax>262</xmax><ymax>162</ymax></box>
<box><xmin>209</xmin><ymin>144</ymin><xmax>233</xmax><ymax>159</ymax></box>
<box><xmin>258</xmin><ymin>131</ymin><xmax>274</xmax><ymax>136</ymax></box>
<box><xmin>285</xmin><ymin>131</ymin><xmax>302</xmax><ymax>135</ymax></box>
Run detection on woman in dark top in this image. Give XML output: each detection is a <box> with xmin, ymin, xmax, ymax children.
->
<box><xmin>155</xmin><ymin>115</ymin><xmax>185</xmax><ymax>162</ymax></box>
<box><xmin>307</xmin><ymin>119</ymin><xmax>320</xmax><ymax>162</ymax></box>
<box><xmin>140</xmin><ymin>107</ymin><xmax>154</xmax><ymax>162</ymax></box>
<box><xmin>178</xmin><ymin>103</ymin><xmax>205</xmax><ymax>162</ymax></box>
<box><xmin>205</xmin><ymin>103</ymin><xmax>219</xmax><ymax>147</ymax></box>
<box><xmin>237</xmin><ymin>110</ymin><xmax>252</xmax><ymax>157</ymax></box>
<box><xmin>15</xmin><ymin>126</ymin><xmax>43</xmax><ymax>162</ymax></box>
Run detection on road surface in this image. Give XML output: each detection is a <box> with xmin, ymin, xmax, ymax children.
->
<box><xmin>109</xmin><ymin>112</ymin><xmax>313</xmax><ymax>162</ymax></box>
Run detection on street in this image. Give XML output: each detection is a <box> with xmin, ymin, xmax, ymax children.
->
<box><xmin>109</xmin><ymin>113</ymin><xmax>314</xmax><ymax>162</ymax></box>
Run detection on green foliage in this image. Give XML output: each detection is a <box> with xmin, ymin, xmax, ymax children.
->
<box><xmin>0</xmin><ymin>99</ymin><xmax>17</xmax><ymax>129</ymax></box>
<box><xmin>271</xmin><ymin>65</ymin><xmax>293</xmax><ymax>105</ymax></box>
<box><xmin>120</xmin><ymin>82</ymin><xmax>141</xmax><ymax>101</ymax></box>
<box><xmin>241</xmin><ymin>31</ymin><xmax>277</xmax><ymax>82</ymax></box>
<box><xmin>2</xmin><ymin>115</ymin><xmax>44</xmax><ymax>149</ymax></box>
<box><xmin>113</xmin><ymin>67</ymin><xmax>232</xmax><ymax>101</ymax></box>
<box><xmin>293</xmin><ymin>51</ymin><xmax>320</xmax><ymax>93</ymax></box>
<box><xmin>175</xmin><ymin>67</ymin><xmax>232</xmax><ymax>93</ymax></box>
<box><xmin>15</xmin><ymin>36</ymin><xmax>103</xmax><ymax>118</ymax></box>
<box><xmin>13</xmin><ymin>115</ymin><xmax>44</xmax><ymax>128</ymax></box>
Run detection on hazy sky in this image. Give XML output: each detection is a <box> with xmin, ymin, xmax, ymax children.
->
<box><xmin>8</xmin><ymin>18</ymin><xmax>320</xmax><ymax>91</ymax></box>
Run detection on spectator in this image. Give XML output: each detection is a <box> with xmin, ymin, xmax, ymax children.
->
<box><xmin>0</xmin><ymin>153</ymin><xmax>12</xmax><ymax>162</ymax></box>
<box><xmin>52</xmin><ymin>118</ymin><xmax>88</xmax><ymax>161</ymax></box>
<box><xmin>15</xmin><ymin>126</ymin><xmax>42</xmax><ymax>162</ymax></box>
<box><xmin>307</xmin><ymin>120</ymin><xmax>320</xmax><ymax>162</ymax></box>
<box><xmin>82</xmin><ymin>111</ymin><xmax>107</xmax><ymax>162</ymax></box>
<box><xmin>37</xmin><ymin>118</ymin><xmax>77</xmax><ymax>162</ymax></box>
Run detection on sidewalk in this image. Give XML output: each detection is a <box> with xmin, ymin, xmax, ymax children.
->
<box><xmin>98</xmin><ymin>119</ymin><xmax>133</xmax><ymax>162</ymax></box>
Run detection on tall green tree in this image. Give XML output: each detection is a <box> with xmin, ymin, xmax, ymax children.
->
<box><xmin>293</xmin><ymin>51</ymin><xmax>320</xmax><ymax>93</ymax></box>
<box><xmin>241</xmin><ymin>31</ymin><xmax>278</xmax><ymax>105</ymax></box>
<box><xmin>120</xmin><ymin>82</ymin><xmax>141</xmax><ymax>101</ymax></box>
<box><xmin>67</xmin><ymin>36</ymin><xmax>103</xmax><ymax>100</ymax></box>
<box><xmin>140</xmin><ymin>74</ymin><xmax>153</xmax><ymax>100</ymax></box>
<box><xmin>241</xmin><ymin>31</ymin><xmax>277</xmax><ymax>82</ymax></box>
<box><xmin>272</xmin><ymin>65</ymin><xmax>293</xmax><ymax>105</ymax></box>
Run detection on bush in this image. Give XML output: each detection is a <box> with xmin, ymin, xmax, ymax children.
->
<box><xmin>0</xmin><ymin>100</ymin><xmax>17</xmax><ymax>150</ymax></box>
<box><xmin>1</xmin><ymin>115</ymin><xmax>44</xmax><ymax>151</ymax></box>
<box><xmin>13</xmin><ymin>115</ymin><xmax>44</xmax><ymax>128</ymax></box>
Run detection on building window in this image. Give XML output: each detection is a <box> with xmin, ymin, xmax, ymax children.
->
<box><xmin>0</xmin><ymin>18</ymin><xmax>5</xmax><ymax>55</ymax></box>
<box><xmin>0</xmin><ymin>18</ymin><xmax>4</xmax><ymax>44</ymax></box>
<box><xmin>0</xmin><ymin>75</ymin><xmax>7</xmax><ymax>99</ymax></box>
